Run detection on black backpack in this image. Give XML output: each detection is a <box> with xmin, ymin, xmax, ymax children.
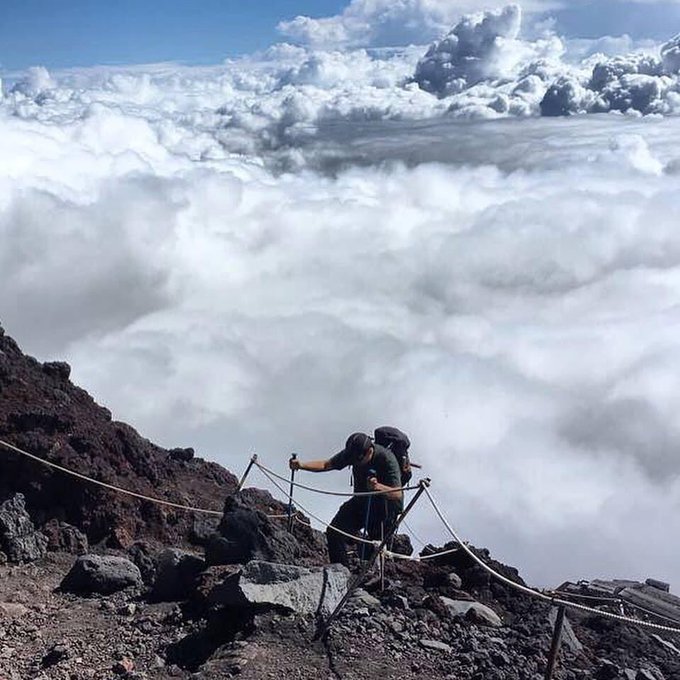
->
<box><xmin>374</xmin><ymin>426</ymin><xmax>412</xmax><ymax>485</ymax></box>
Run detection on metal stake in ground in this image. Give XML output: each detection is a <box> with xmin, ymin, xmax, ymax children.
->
<box><xmin>316</xmin><ymin>477</ymin><xmax>431</xmax><ymax>637</ymax></box>
<box><xmin>544</xmin><ymin>605</ymin><xmax>566</xmax><ymax>680</ymax></box>
<box><xmin>237</xmin><ymin>454</ymin><xmax>258</xmax><ymax>492</ymax></box>
<box><xmin>287</xmin><ymin>454</ymin><xmax>298</xmax><ymax>533</ymax></box>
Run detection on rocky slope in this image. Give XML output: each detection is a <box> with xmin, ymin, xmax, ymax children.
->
<box><xmin>0</xmin><ymin>324</ymin><xmax>238</xmax><ymax>548</ymax></box>
<box><xmin>1</xmin><ymin>325</ymin><xmax>680</xmax><ymax>680</ymax></box>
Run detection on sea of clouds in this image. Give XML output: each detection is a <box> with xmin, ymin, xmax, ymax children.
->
<box><xmin>2</xmin><ymin>3</ymin><xmax>680</xmax><ymax>588</ymax></box>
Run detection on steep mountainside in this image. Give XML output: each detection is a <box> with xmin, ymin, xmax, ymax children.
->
<box><xmin>0</xmin><ymin>324</ymin><xmax>237</xmax><ymax>548</ymax></box>
<box><xmin>1</xmin><ymin>324</ymin><xmax>680</xmax><ymax>680</ymax></box>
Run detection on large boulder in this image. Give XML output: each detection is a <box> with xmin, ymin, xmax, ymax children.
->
<box><xmin>0</xmin><ymin>493</ymin><xmax>48</xmax><ymax>563</ymax></box>
<box><xmin>151</xmin><ymin>548</ymin><xmax>205</xmax><ymax>601</ymax></box>
<box><xmin>60</xmin><ymin>555</ymin><xmax>143</xmax><ymax>595</ymax></box>
<box><xmin>204</xmin><ymin>560</ymin><xmax>350</xmax><ymax>617</ymax></box>
<box><xmin>205</xmin><ymin>493</ymin><xmax>300</xmax><ymax>566</ymax></box>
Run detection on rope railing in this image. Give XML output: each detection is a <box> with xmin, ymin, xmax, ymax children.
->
<box><xmin>254</xmin><ymin>459</ymin><xmax>420</xmax><ymax>497</ymax></box>
<box><xmin>254</xmin><ymin>463</ymin><xmax>380</xmax><ymax>547</ymax></box>
<box><xmin>423</xmin><ymin>487</ymin><xmax>680</xmax><ymax>635</ymax></box>
<box><xmin>0</xmin><ymin>438</ymin><xmax>224</xmax><ymax>516</ymax></box>
<box><xmin>3</xmin><ymin>437</ymin><xmax>680</xmax><ymax>636</ymax></box>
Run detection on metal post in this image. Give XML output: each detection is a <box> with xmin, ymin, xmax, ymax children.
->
<box><xmin>360</xmin><ymin>468</ymin><xmax>376</xmax><ymax>561</ymax></box>
<box><xmin>544</xmin><ymin>605</ymin><xmax>566</xmax><ymax>680</ymax></box>
<box><xmin>287</xmin><ymin>454</ymin><xmax>297</xmax><ymax>533</ymax></box>
<box><xmin>379</xmin><ymin>519</ymin><xmax>386</xmax><ymax>592</ymax></box>
<box><xmin>236</xmin><ymin>454</ymin><xmax>258</xmax><ymax>492</ymax></box>
<box><xmin>317</xmin><ymin>477</ymin><xmax>431</xmax><ymax>636</ymax></box>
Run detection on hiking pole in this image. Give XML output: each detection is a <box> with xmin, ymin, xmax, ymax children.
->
<box><xmin>360</xmin><ymin>469</ymin><xmax>376</xmax><ymax>560</ymax></box>
<box><xmin>318</xmin><ymin>477</ymin><xmax>431</xmax><ymax>637</ymax></box>
<box><xmin>237</xmin><ymin>454</ymin><xmax>258</xmax><ymax>492</ymax></box>
<box><xmin>287</xmin><ymin>454</ymin><xmax>297</xmax><ymax>533</ymax></box>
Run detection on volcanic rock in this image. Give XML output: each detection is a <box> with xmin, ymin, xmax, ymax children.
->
<box><xmin>60</xmin><ymin>554</ymin><xmax>143</xmax><ymax>595</ymax></box>
<box><xmin>204</xmin><ymin>560</ymin><xmax>350</xmax><ymax>616</ymax></box>
<box><xmin>0</xmin><ymin>328</ymin><xmax>238</xmax><ymax>549</ymax></box>
<box><xmin>42</xmin><ymin>519</ymin><xmax>88</xmax><ymax>554</ymax></box>
<box><xmin>439</xmin><ymin>596</ymin><xmax>503</xmax><ymax>627</ymax></box>
<box><xmin>151</xmin><ymin>548</ymin><xmax>205</xmax><ymax>601</ymax></box>
<box><xmin>206</xmin><ymin>492</ymin><xmax>301</xmax><ymax>566</ymax></box>
<box><xmin>0</xmin><ymin>493</ymin><xmax>48</xmax><ymax>563</ymax></box>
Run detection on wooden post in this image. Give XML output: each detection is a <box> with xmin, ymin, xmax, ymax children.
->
<box><xmin>544</xmin><ymin>605</ymin><xmax>566</xmax><ymax>680</ymax></box>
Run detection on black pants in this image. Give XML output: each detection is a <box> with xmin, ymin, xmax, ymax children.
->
<box><xmin>326</xmin><ymin>496</ymin><xmax>399</xmax><ymax>566</ymax></box>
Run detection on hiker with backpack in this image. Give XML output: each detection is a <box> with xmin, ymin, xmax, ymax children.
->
<box><xmin>289</xmin><ymin>428</ymin><xmax>412</xmax><ymax>566</ymax></box>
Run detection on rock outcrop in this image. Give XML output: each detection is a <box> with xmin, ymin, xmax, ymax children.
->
<box><xmin>0</xmin><ymin>493</ymin><xmax>48</xmax><ymax>563</ymax></box>
<box><xmin>202</xmin><ymin>560</ymin><xmax>350</xmax><ymax>617</ymax></box>
<box><xmin>0</xmin><ymin>328</ymin><xmax>239</xmax><ymax>549</ymax></box>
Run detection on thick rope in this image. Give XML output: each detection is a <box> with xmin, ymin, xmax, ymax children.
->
<box><xmin>424</xmin><ymin>488</ymin><xmax>680</xmax><ymax>634</ymax></box>
<box><xmin>255</xmin><ymin>464</ymin><xmax>380</xmax><ymax>547</ymax></box>
<box><xmin>254</xmin><ymin>460</ymin><xmax>419</xmax><ymax>497</ymax></box>
<box><xmin>553</xmin><ymin>590</ymin><xmax>680</xmax><ymax>626</ymax></box>
<box><xmin>0</xmin><ymin>438</ymin><xmax>223</xmax><ymax>516</ymax></box>
<box><xmin>6</xmin><ymin>434</ymin><xmax>679</xmax><ymax>635</ymax></box>
<box><xmin>384</xmin><ymin>545</ymin><xmax>461</xmax><ymax>561</ymax></box>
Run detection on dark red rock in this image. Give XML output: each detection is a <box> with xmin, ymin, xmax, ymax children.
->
<box><xmin>0</xmin><ymin>329</ymin><xmax>238</xmax><ymax>548</ymax></box>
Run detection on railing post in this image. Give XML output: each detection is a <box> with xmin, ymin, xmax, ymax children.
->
<box><xmin>287</xmin><ymin>454</ymin><xmax>298</xmax><ymax>533</ymax></box>
<box><xmin>317</xmin><ymin>477</ymin><xmax>431</xmax><ymax>636</ymax></box>
<box><xmin>236</xmin><ymin>454</ymin><xmax>258</xmax><ymax>492</ymax></box>
<box><xmin>545</xmin><ymin>605</ymin><xmax>566</xmax><ymax>680</ymax></box>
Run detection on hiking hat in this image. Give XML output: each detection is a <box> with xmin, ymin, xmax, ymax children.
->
<box><xmin>344</xmin><ymin>432</ymin><xmax>373</xmax><ymax>463</ymax></box>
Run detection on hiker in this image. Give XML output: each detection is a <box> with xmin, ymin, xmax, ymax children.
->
<box><xmin>289</xmin><ymin>432</ymin><xmax>404</xmax><ymax>566</ymax></box>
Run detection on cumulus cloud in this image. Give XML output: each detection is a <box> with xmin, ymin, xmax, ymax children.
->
<box><xmin>4</xmin><ymin>18</ymin><xmax>680</xmax><ymax>588</ymax></box>
<box><xmin>277</xmin><ymin>0</ymin><xmax>557</xmax><ymax>49</ymax></box>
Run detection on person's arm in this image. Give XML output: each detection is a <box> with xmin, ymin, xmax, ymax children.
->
<box><xmin>367</xmin><ymin>476</ymin><xmax>403</xmax><ymax>502</ymax></box>
<box><xmin>290</xmin><ymin>458</ymin><xmax>333</xmax><ymax>472</ymax></box>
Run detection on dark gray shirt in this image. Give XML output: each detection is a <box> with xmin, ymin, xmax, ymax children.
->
<box><xmin>328</xmin><ymin>443</ymin><xmax>403</xmax><ymax>510</ymax></box>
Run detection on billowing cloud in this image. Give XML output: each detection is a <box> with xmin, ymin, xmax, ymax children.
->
<box><xmin>276</xmin><ymin>0</ymin><xmax>680</xmax><ymax>51</ymax></box>
<box><xmin>277</xmin><ymin>0</ymin><xmax>557</xmax><ymax>49</ymax></box>
<box><xmin>4</xmin><ymin>10</ymin><xmax>680</xmax><ymax>589</ymax></box>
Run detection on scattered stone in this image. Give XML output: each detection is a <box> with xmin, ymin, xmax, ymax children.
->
<box><xmin>637</xmin><ymin>671</ymin><xmax>661</xmax><ymax>680</ymax></box>
<box><xmin>60</xmin><ymin>555</ymin><xmax>143</xmax><ymax>595</ymax></box>
<box><xmin>420</xmin><ymin>638</ymin><xmax>452</xmax><ymax>653</ymax></box>
<box><xmin>42</xmin><ymin>642</ymin><xmax>70</xmax><ymax>667</ymax></box>
<box><xmin>113</xmin><ymin>657</ymin><xmax>135</xmax><ymax>675</ymax></box>
<box><xmin>0</xmin><ymin>602</ymin><xmax>29</xmax><ymax>618</ymax></box>
<box><xmin>448</xmin><ymin>572</ymin><xmax>463</xmax><ymax>589</ymax></box>
<box><xmin>350</xmin><ymin>589</ymin><xmax>381</xmax><ymax>609</ymax></box>
<box><xmin>596</xmin><ymin>659</ymin><xmax>621</xmax><ymax>680</ymax></box>
<box><xmin>439</xmin><ymin>596</ymin><xmax>503</xmax><ymax>627</ymax></box>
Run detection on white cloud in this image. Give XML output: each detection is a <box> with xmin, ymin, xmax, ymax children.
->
<box><xmin>4</xmin><ymin>23</ymin><xmax>680</xmax><ymax>589</ymax></box>
<box><xmin>277</xmin><ymin>0</ymin><xmax>558</xmax><ymax>49</ymax></box>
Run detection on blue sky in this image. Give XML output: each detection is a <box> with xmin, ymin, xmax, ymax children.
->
<box><xmin>0</xmin><ymin>0</ymin><xmax>346</xmax><ymax>71</ymax></box>
<box><xmin>2</xmin><ymin>0</ymin><xmax>680</xmax><ymax>73</ymax></box>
